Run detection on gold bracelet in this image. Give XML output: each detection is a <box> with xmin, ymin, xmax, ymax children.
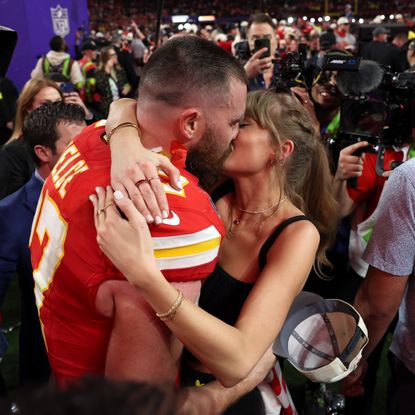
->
<box><xmin>156</xmin><ymin>290</ymin><xmax>185</xmax><ymax>322</ymax></box>
<box><xmin>101</xmin><ymin>122</ymin><xmax>139</xmax><ymax>145</ymax></box>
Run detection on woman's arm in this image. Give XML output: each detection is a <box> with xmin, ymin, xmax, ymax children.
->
<box><xmin>177</xmin><ymin>349</ymin><xmax>276</xmax><ymax>415</ymax></box>
<box><xmin>106</xmin><ymin>99</ymin><xmax>180</xmax><ymax>222</ymax></box>
<box><xmin>91</xmin><ymin>187</ymin><xmax>319</xmax><ymax>386</ymax></box>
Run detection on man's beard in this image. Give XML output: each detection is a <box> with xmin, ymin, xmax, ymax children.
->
<box><xmin>186</xmin><ymin>126</ymin><xmax>232</xmax><ymax>191</ymax></box>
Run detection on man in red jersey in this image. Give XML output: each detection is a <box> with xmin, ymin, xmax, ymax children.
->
<box><xmin>30</xmin><ymin>36</ymin><xmax>247</xmax><ymax>389</ymax></box>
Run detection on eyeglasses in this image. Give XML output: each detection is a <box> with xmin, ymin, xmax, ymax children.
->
<box><xmin>109</xmin><ymin>53</ymin><xmax>117</xmax><ymax>57</ymax></box>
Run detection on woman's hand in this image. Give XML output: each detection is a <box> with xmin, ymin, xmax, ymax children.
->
<box><xmin>63</xmin><ymin>91</ymin><xmax>93</xmax><ymax>120</ymax></box>
<box><xmin>107</xmin><ymin>99</ymin><xmax>181</xmax><ymax>224</ymax></box>
<box><xmin>89</xmin><ymin>186</ymin><xmax>159</xmax><ymax>286</ymax></box>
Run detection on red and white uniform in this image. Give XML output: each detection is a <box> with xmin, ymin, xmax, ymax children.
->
<box><xmin>30</xmin><ymin>122</ymin><xmax>224</xmax><ymax>385</ymax></box>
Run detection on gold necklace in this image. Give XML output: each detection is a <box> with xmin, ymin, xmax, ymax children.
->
<box><xmin>236</xmin><ymin>199</ymin><xmax>286</xmax><ymax>214</ymax></box>
<box><xmin>227</xmin><ymin>198</ymin><xmax>286</xmax><ymax>238</ymax></box>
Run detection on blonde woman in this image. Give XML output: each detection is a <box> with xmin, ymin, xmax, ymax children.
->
<box><xmin>92</xmin><ymin>90</ymin><xmax>338</xmax><ymax>414</ymax></box>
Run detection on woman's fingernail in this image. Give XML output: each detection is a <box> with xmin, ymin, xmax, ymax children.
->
<box><xmin>162</xmin><ymin>210</ymin><xmax>169</xmax><ymax>219</ymax></box>
<box><xmin>146</xmin><ymin>215</ymin><xmax>154</xmax><ymax>223</ymax></box>
<box><xmin>88</xmin><ymin>195</ymin><xmax>94</xmax><ymax>202</ymax></box>
<box><xmin>154</xmin><ymin>216</ymin><xmax>162</xmax><ymax>225</ymax></box>
<box><xmin>114</xmin><ymin>190</ymin><xmax>124</xmax><ymax>200</ymax></box>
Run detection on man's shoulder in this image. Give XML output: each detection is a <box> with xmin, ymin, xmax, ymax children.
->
<box><xmin>0</xmin><ymin>173</ymin><xmax>38</xmax><ymax>210</ymax></box>
<box><xmin>0</xmin><ymin>185</ymin><xmax>25</xmax><ymax>213</ymax></box>
<box><xmin>390</xmin><ymin>158</ymin><xmax>415</xmax><ymax>189</ymax></box>
<box><xmin>43</xmin><ymin>121</ymin><xmax>111</xmax><ymax>217</ymax></box>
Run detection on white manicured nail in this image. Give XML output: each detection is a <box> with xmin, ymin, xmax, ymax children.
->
<box><xmin>162</xmin><ymin>210</ymin><xmax>169</xmax><ymax>219</ymax></box>
<box><xmin>114</xmin><ymin>190</ymin><xmax>124</xmax><ymax>200</ymax></box>
<box><xmin>154</xmin><ymin>216</ymin><xmax>162</xmax><ymax>225</ymax></box>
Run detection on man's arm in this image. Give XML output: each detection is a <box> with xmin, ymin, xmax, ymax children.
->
<box><xmin>355</xmin><ymin>266</ymin><xmax>408</xmax><ymax>359</ymax></box>
<box><xmin>341</xmin><ymin>266</ymin><xmax>407</xmax><ymax>395</ymax></box>
<box><xmin>177</xmin><ymin>351</ymin><xmax>276</xmax><ymax>415</ymax></box>
<box><xmin>342</xmin><ymin>162</ymin><xmax>415</xmax><ymax>395</ymax></box>
<box><xmin>96</xmin><ymin>279</ymin><xmax>201</xmax><ymax>383</ymax></box>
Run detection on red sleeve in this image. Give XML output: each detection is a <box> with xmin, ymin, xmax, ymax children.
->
<box><xmin>347</xmin><ymin>152</ymin><xmax>378</xmax><ymax>205</ymax></box>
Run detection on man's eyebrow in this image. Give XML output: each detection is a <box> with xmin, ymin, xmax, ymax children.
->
<box><xmin>231</xmin><ymin>114</ymin><xmax>245</xmax><ymax>124</ymax></box>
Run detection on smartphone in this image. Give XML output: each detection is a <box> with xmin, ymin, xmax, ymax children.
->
<box><xmin>254</xmin><ymin>38</ymin><xmax>271</xmax><ymax>57</ymax></box>
<box><xmin>60</xmin><ymin>82</ymin><xmax>75</xmax><ymax>93</ymax></box>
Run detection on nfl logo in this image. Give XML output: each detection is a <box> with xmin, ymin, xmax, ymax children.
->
<box><xmin>50</xmin><ymin>4</ymin><xmax>70</xmax><ymax>37</ymax></box>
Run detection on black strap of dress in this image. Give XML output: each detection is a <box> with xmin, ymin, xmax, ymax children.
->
<box><xmin>258</xmin><ymin>215</ymin><xmax>314</xmax><ymax>271</ymax></box>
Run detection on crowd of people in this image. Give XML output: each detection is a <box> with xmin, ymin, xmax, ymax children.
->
<box><xmin>87</xmin><ymin>0</ymin><xmax>415</xmax><ymax>29</ymax></box>
<box><xmin>0</xmin><ymin>4</ymin><xmax>415</xmax><ymax>415</ymax></box>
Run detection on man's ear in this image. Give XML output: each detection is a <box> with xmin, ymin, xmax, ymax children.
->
<box><xmin>178</xmin><ymin>108</ymin><xmax>205</xmax><ymax>142</ymax></box>
<box><xmin>33</xmin><ymin>145</ymin><xmax>53</xmax><ymax>163</ymax></box>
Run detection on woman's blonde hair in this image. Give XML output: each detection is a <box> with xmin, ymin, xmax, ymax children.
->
<box><xmin>10</xmin><ymin>78</ymin><xmax>63</xmax><ymax>140</ymax></box>
<box><xmin>245</xmin><ymin>89</ymin><xmax>339</xmax><ymax>274</ymax></box>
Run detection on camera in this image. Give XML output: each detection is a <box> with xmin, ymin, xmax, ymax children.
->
<box><xmin>234</xmin><ymin>38</ymin><xmax>272</xmax><ymax>62</ymax></box>
<box><xmin>270</xmin><ymin>44</ymin><xmax>309</xmax><ymax>91</ymax></box>
<box><xmin>234</xmin><ymin>41</ymin><xmax>252</xmax><ymax>62</ymax></box>
<box><xmin>325</xmin><ymin>55</ymin><xmax>414</xmax><ymax>176</ymax></box>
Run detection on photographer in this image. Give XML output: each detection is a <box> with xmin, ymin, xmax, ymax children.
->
<box><xmin>331</xmin><ymin>58</ymin><xmax>415</xmax><ymax>414</ymax></box>
<box><xmin>241</xmin><ymin>14</ymin><xmax>278</xmax><ymax>90</ymax></box>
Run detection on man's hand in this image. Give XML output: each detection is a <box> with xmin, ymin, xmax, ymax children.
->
<box><xmin>334</xmin><ymin>141</ymin><xmax>368</xmax><ymax>181</ymax></box>
<box><xmin>244</xmin><ymin>49</ymin><xmax>273</xmax><ymax>79</ymax></box>
<box><xmin>341</xmin><ymin>360</ymin><xmax>368</xmax><ymax>397</ymax></box>
<box><xmin>177</xmin><ymin>350</ymin><xmax>276</xmax><ymax>415</ymax></box>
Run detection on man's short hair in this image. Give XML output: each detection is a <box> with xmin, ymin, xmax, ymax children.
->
<box><xmin>247</xmin><ymin>13</ymin><xmax>276</xmax><ymax>31</ymax></box>
<box><xmin>139</xmin><ymin>36</ymin><xmax>247</xmax><ymax>107</ymax></box>
<box><xmin>12</xmin><ymin>375</ymin><xmax>176</xmax><ymax>415</ymax></box>
<box><xmin>23</xmin><ymin>101</ymin><xmax>85</xmax><ymax>166</ymax></box>
<box><xmin>49</xmin><ymin>35</ymin><xmax>65</xmax><ymax>52</ymax></box>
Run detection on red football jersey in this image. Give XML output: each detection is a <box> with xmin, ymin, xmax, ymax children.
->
<box><xmin>30</xmin><ymin>122</ymin><xmax>224</xmax><ymax>386</ymax></box>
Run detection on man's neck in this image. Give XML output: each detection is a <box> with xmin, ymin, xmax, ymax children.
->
<box><xmin>37</xmin><ymin>165</ymin><xmax>52</xmax><ymax>181</ymax></box>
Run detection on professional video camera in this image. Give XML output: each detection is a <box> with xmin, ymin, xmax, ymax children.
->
<box><xmin>270</xmin><ymin>49</ymin><xmax>307</xmax><ymax>90</ymax></box>
<box><xmin>325</xmin><ymin>54</ymin><xmax>415</xmax><ymax>176</ymax></box>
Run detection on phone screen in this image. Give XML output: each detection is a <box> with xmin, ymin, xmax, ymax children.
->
<box><xmin>254</xmin><ymin>38</ymin><xmax>271</xmax><ymax>57</ymax></box>
<box><xmin>60</xmin><ymin>82</ymin><xmax>75</xmax><ymax>93</ymax></box>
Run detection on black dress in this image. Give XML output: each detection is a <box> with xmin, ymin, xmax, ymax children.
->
<box><xmin>181</xmin><ymin>215</ymin><xmax>312</xmax><ymax>415</ymax></box>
